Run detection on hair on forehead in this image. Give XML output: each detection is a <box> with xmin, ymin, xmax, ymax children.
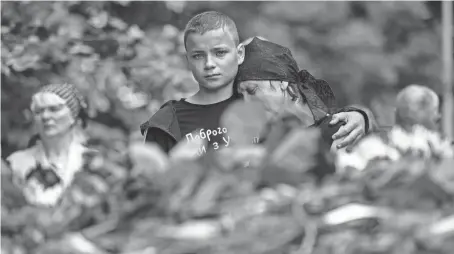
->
<box><xmin>184</xmin><ymin>11</ymin><xmax>239</xmax><ymax>48</ymax></box>
<box><xmin>30</xmin><ymin>92</ymin><xmax>68</xmax><ymax>112</ymax></box>
<box><xmin>237</xmin><ymin>80</ymin><xmax>304</xmax><ymax>103</ymax></box>
<box><xmin>32</xmin><ymin>92</ymin><xmax>66</xmax><ymax>105</ymax></box>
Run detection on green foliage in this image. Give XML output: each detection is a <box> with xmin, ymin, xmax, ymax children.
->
<box><xmin>1</xmin><ymin>2</ymin><xmax>452</xmax><ymax>253</ymax></box>
<box><xmin>240</xmin><ymin>1</ymin><xmax>443</xmax><ymax>126</ymax></box>
<box><xmin>1</xmin><ymin>1</ymin><xmax>197</xmax><ymax>155</ymax></box>
<box><xmin>2</xmin><ymin>100</ymin><xmax>454</xmax><ymax>254</ymax></box>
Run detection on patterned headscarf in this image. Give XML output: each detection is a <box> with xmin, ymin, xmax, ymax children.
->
<box><xmin>28</xmin><ymin>83</ymin><xmax>88</xmax><ymax>148</ymax></box>
<box><xmin>236</xmin><ymin>37</ymin><xmax>337</xmax><ymax>121</ymax></box>
<box><xmin>36</xmin><ymin>83</ymin><xmax>88</xmax><ymax>121</ymax></box>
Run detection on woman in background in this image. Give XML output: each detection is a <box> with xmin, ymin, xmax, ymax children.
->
<box><xmin>6</xmin><ymin>83</ymin><xmax>91</xmax><ymax>207</ymax></box>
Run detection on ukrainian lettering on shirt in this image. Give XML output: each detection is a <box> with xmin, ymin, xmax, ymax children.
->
<box><xmin>185</xmin><ymin>127</ymin><xmax>261</xmax><ymax>155</ymax></box>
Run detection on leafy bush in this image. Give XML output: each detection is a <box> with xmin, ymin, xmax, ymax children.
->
<box><xmin>1</xmin><ymin>1</ymin><xmax>198</xmax><ymax>156</ymax></box>
<box><xmin>2</xmin><ymin>2</ymin><xmax>452</xmax><ymax>253</ymax></box>
<box><xmin>2</xmin><ymin>101</ymin><xmax>453</xmax><ymax>254</ymax></box>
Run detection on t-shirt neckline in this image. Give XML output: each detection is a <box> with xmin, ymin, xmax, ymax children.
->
<box><xmin>179</xmin><ymin>95</ymin><xmax>236</xmax><ymax>108</ymax></box>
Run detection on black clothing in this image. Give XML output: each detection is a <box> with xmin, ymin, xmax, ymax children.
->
<box><xmin>140</xmin><ymin>97</ymin><xmax>366</xmax><ymax>153</ymax></box>
<box><xmin>140</xmin><ymin>96</ymin><xmax>240</xmax><ymax>154</ymax></box>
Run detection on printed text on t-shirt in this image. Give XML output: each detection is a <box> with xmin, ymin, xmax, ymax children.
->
<box><xmin>186</xmin><ymin>127</ymin><xmax>261</xmax><ymax>155</ymax></box>
<box><xmin>186</xmin><ymin>127</ymin><xmax>230</xmax><ymax>155</ymax></box>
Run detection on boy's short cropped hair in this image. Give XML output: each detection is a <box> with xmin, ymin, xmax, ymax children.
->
<box><xmin>183</xmin><ymin>11</ymin><xmax>240</xmax><ymax>48</ymax></box>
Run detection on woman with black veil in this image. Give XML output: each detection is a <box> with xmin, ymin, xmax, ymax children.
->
<box><xmin>235</xmin><ymin>37</ymin><xmax>372</xmax><ymax>150</ymax></box>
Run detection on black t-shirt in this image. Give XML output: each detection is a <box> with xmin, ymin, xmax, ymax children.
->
<box><xmin>145</xmin><ymin>95</ymin><xmax>343</xmax><ymax>154</ymax></box>
<box><xmin>175</xmin><ymin>96</ymin><xmax>239</xmax><ymax>153</ymax></box>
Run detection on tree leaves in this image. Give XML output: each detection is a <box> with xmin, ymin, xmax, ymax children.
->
<box><xmin>328</xmin><ymin>21</ymin><xmax>385</xmax><ymax>50</ymax></box>
<box><xmin>220</xmin><ymin>100</ymin><xmax>268</xmax><ymax>147</ymax></box>
<box><xmin>2</xmin><ymin>2</ymin><xmax>453</xmax><ymax>254</ymax></box>
<box><xmin>260</xmin><ymin>2</ymin><xmax>350</xmax><ymax>26</ymax></box>
<box><xmin>3</xmin><ymin>101</ymin><xmax>454</xmax><ymax>254</ymax></box>
<box><xmin>242</xmin><ymin>1</ymin><xmax>443</xmax><ymax>125</ymax></box>
<box><xmin>1</xmin><ymin>1</ymin><xmax>195</xmax><ymax>158</ymax></box>
<box><xmin>35</xmin><ymin>233</ymin><xmax>108</xmax><ymax>254</ymax></box>
<box><xmin>128</xmin><ymin>142</ymin><xmax>169</xmax><ymax>176</ymax></box>
<box><xmin>268</xmin><ymin>128</ymin><xmax>320</xmax><ymax>174</ymax></box>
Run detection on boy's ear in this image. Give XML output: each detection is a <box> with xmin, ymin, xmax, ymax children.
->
<box><xmin>237</xmin><ymin>43</ymin><xmax>245</xmax><ymax>65</ymax></box>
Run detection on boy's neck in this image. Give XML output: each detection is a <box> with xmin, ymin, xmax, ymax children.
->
<box><xmin>187</xmin><ymin>84</ymin><xmax>234</xmax><ymax>105</ymax></box>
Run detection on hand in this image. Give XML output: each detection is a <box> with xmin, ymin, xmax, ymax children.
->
<box><xmin>330</xmin><ymin>111</ymin><xmax>366</xmax><ymax>151</ymax></box>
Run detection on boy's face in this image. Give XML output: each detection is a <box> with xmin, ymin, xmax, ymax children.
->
<box><xmin>185</xmin><ymin>28</ymin><xmax>244</xmax><ymax>92</ymax></box>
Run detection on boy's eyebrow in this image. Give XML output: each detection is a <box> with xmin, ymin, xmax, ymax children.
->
<box><xmin>189</xmin><ymin>49</ymin><xmax>205</xmax><ymax>53</ymax></box>
<box><xmin>189</xmin><ymin>44</ymin><xmax>230</xmax><ymax>53</ymax></box>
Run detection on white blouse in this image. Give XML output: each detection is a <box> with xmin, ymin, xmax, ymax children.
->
<box><xmin>6</xmin><ymin>141</ymin><xmax>88</xmax><ymax>207</ymax></box>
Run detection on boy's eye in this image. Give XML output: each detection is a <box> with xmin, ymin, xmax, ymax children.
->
<box><xmin>192</xmin><ymin>54</ymin><xmax>203</xmax><ymax>59</ymax></box>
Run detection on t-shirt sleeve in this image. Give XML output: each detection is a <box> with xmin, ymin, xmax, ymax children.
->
<box><xmin>144</xmin><ymin>127</ymin><xmax>177</xmax><ymax>154</ymax></box>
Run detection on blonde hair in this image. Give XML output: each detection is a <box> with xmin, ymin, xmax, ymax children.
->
<box><xmin>184</xmin><ymin>11</ymin><xmax>239</xmax><ymax>48</ymax></box>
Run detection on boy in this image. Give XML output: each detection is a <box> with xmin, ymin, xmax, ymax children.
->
<box><xmin>140</xmin><ymin>11</ymin><xmax>373</xmax><ymax>153</ymax></box>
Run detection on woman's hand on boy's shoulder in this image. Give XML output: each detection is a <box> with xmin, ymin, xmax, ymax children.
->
<box><xmin>329</xmin><ymin>111</ymin><xmax>367</xmax><ymax>151</ymax></box>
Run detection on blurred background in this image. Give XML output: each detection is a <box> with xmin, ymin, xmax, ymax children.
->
<box><xmin>1</xmin><ymin>1</ymin><xmax>453</xmax><ymax>158</ymax></box>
